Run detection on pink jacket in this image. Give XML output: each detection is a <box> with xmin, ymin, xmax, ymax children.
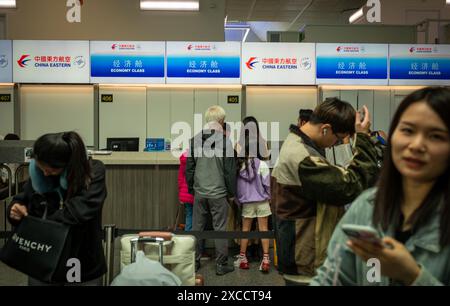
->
<box><xmin>178</xmin><ymin>151</ymin><xmax>194</xmax><ymax>204</ymax></box>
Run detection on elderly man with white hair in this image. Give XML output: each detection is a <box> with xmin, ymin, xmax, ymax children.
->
<box><xmin>186</xmin><ymin>105</ymin><xmax>236</xmax><ymax>276</ymax></box>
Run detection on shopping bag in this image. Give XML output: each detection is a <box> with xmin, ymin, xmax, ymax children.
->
<box><xmin>0</xmin><ymin>215</ymin><xmax>71</xmax><ymax>283</ymax></box>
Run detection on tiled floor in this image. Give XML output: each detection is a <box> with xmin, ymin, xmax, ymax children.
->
<box><xmin>196</xmin><ymin>254</ymin><xmax>285</xmax><ymax>286</ymax></box>
<box><xmin>0</xmin><ymin>239</ymin><xmax>27</xmax><ymax>286</ymax></box>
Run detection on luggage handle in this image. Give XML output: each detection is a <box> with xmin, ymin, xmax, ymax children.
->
<box><xmin>136</xmin><ymin>237</ymin><xmax>165</xmax><ymax>243</ymax></box>
<box><xmin>130</xmin><ymin>236</ymin><xmax>172</xmax><ymax>265</ymax></box>
<box><xmin>138</xmin><ymin>231</ymin><xmax>173</xmax><ymax>241</ymax></box>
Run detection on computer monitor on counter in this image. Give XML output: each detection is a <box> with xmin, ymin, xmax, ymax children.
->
<box><xmin>106</xmin><ymin>137</ymin><xmax>139</xmax><ymax>152</ymax></box>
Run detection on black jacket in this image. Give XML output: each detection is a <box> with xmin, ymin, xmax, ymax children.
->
<box><xmin>7</xmin><ymin>159</ymin><xmax>107</xmax><ymax>283</ymax></box>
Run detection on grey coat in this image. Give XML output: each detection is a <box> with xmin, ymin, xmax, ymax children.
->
<box><xmin>186</xmin><ymin>129</ymin><xmax>236</xmax><ymax>199</ymax></box>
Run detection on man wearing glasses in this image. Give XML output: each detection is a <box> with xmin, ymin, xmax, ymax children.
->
<box><xmin>271</xmin><ymin>97</ymin><xmax>379</xmax><ymax>280</ymax></box>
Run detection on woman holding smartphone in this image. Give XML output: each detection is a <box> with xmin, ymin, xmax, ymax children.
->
<box><xmin>311</xmin><ymin>87</ymin><xmax>450</xmax><ymax>286</ymax></box>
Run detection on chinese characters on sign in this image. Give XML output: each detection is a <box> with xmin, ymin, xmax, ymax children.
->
<box><xmin>316</xmin><ymin>43</ymin><xmax>388</xmax><ymax>85</ymax></box>
<box><xmin>241</xmin><ymin>43</ymin><xmax>316</xmax><ymax>85</ymax></box>
<box><xmin>33</xmin><ymin>56</ymin><xmax>72</xmax><ymax>68</ymax></box>
<box><xmin>90</xmin><ymin>41</ymin><xmax>165</xmax><ymax>83</ymax></box>
<box><xmin>261</xmin><ymin>58</ymin><xmax>297</xmax><ymax>65</ymax></box>
<box><xmin>166</xmin><ymin>41</ymin><xmax>241</xmax><ymax>84</ymax></box>
<box><xmin>187</xmin><ymin>60</ymin><xmax>219</xmax><ymax>71</ymax></box>
<box><xmin>408</xmin><ymin>61</ymin><xmax>441</xmax><ymax>75</ymax></box>
<box><xmin>336</xmin><ymin>61</ymin><xmax>368</xmax><ymax>75</ymax></box>
<box><xmin>112</xmin><ymin>59</ymin><xmax>145</xmax><ymax>71</ymax></box>
<box><xmin>389</xmin><ymin>45</ymin><xmax>450</xmax><ymax>85</ymax></box>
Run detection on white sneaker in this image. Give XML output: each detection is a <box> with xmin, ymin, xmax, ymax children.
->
<box><xmin>234</xmin><ymin>255</ymin><xmax>249</xmax><ymax>269</ymax></box>
<box><xmin>259</xmin><ymin>257</ymin><xmax>270</xmax><ymax>273</ymax></box>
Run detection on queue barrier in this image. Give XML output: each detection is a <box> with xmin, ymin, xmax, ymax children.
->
<box><xmin>102</xmin><ymin>225</ymin><xmax>275</xmax><ymax>286</ymax></box>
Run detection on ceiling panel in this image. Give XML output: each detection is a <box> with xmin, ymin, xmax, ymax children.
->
<box><xmin>226</xmin><ymin>0</ymin><xmax>367</xmax><ymax>23</ymax></box>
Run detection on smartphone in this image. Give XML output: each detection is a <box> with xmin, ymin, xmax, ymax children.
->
<box><xmin>358</xmin><ymin>110</ymin><xmax>365</xmax><ymax>122</ymax></box>
<box><xmin>341</xmin><ymin>224</ymin><xmax>383</xmax><ymax>246</ymax></box>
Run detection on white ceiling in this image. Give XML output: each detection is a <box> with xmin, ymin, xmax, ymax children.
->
<box><xmin>226</xmin><ymin>0</ymin><xmax>367</xmax><ymax>24</ymax></box>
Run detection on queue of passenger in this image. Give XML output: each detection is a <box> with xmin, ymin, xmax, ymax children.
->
<box><xmin>1</xmin><ymin>86</ymin><xmax>449</xmax><ymax>286</ymax></box>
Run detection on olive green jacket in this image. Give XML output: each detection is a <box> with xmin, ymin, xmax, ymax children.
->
<box><xmin>271</xmin><ymin>125</ymin><xmax>379</xmax><ymax>274</ymax></box>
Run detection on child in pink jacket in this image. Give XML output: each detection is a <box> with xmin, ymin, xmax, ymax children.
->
<box><xmin>178</xmin><ymin>151</ymin><xmax>194</xmax><ymax>230</ymax></box>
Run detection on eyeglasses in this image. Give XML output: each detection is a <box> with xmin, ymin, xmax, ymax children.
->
<box><xmin>332</xmin><ymin>129</ymin><xmax>349</xmax><ymax>145</ymax></box>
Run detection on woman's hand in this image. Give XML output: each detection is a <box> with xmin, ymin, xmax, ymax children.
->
<box><xmin>9</xmin><ymin>203</ymin><xmax>28</xmax><ymax>221</ymax></box>
<box><xmin>355</xmin><ymin>105</ymin><xmax>371</xmax><ymax>135</ymax></box>
<box><xmin>347</xmin><ymin>236</ymin><xmax>421</xmax><ymax>285</ymax></box>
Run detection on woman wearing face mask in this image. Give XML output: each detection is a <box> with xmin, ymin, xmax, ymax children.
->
<box><xmin>311</xmin><ymin>87</ymin><xmax>450</xmax><ymax>286</ymax></box>
<box><xmin>7</xmin><ymin>131</ymin><xmax>107</xmax><ymax>286</ymax></box>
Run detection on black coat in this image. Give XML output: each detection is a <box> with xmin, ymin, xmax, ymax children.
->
<box><xmin>7</xmin><ymin>159</ymin><xmax>107</xmax><ymax>283</ymax></box>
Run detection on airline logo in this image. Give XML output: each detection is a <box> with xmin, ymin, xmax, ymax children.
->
<box><xmin>187</xmin><ymin>44</ymin><xmax>216</xmax><ymax>51</ymax></box>
<box><xmin>246</xmin><ymin>57</ymin><xmax>258</xmax><ymax>69</ymax></box>
<box><xmin>111</xmin><ymin>44</ymin><xmax>139</xmax><ymax>51</ymax></box>
<box><xmin>17</xmin><ymin>55</ymin><xmax>31</xmax><ymax>68</ymax></box>
<box><xmin>409</xmin><ymin>46</ymin><xmax>437</xmax><ymax>54</ymax></box>
<box><xmin>0</xmin><ymin>55</ymin><xmax>8</xmax><ymax>68</ymax></box>
<box><xmin>73</xmin><ymin>56</ymin><xmax>86</xmax><ymax>68</ymax></box>
<box><xmin>246</xmin><ymin>56</ymin><xmax>309</xmax><ymax>70</ymax></box>
<box><xmin>17</xmin><ymin>54</ymin><xmax>86</xmax><ymax>69</ymax></box>
<box><xmin>336</xmin><ymin>46</ymin><xmax>365</xmax><ymax>54</ymax></box>
<box><xmin>301</xmin><ymin>57</ymin><xmax>312</xmax><ymax>70</ymax></box>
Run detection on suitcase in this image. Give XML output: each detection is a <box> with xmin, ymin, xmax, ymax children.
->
<box><xmin>120</xmin><ymin>231</ymin><xmax>196</xmax><ymax>286</ymax></box>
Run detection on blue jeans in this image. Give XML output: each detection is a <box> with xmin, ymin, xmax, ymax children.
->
<box><xmin>184</xmin><ymin>203</ymin><xmax>193</xmax><ymax>231</ymax></box>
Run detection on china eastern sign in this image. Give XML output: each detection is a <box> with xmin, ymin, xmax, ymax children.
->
<box><xmin>316</xmin><ymin>43</ymin><xmax>388</xmax><ymax>85</ymax></box>
<box><xmin>166</xmin><ymin>42</ymin><xmax>241</xmax><ymax>84</ymax></box>
<box><xmin>389</xmin><ymin>44</ymin><xmax>450</xmax><ymax>85</ymax></box>
<box><xmin>13</xmin><ymin>40</ymin><xmax>90</xmax><ymax>83</ymax></box>
<box><xmin>0</xmin><ymin>40</ymin><xmax>12</xmax><ymax>83</ymax></box>
<box><xmin>90</xmin><ymin>41</ymin><xmax>165</xmax><ymax>84</ymax></box>
<box><xmin>242</xmin><ymin>43</ymin><xmax>315</xmax><ymax>85</ymax></box>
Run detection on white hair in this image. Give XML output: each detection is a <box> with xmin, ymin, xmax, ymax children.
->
<box><xmin>205</xmin><ymin>105</ymin><xmax>226</xmax><ymax>124</ymax></box>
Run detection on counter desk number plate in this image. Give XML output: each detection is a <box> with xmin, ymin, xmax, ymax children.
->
<box><xmin>0</xmin><ymin>94</ymin><xmax>11</xmax><ymax>102</ymax></box>
<box><xmin>227</xmin><ymin>95</ymin><xmax>239</xmax><ymax>104</ymax></box>
<box><xmin>101</xmin><ymin>94</ymin><xmax>113</xmax><ymax>103</ymax></box>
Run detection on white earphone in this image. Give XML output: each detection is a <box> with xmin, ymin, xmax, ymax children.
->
<box><xmin>323</xmin><ymin>129</ymin><xmax>327</xmax><ymax>135</ymax></box>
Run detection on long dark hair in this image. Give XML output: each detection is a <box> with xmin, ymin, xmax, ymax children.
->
<box><xmin>237</xmin><ymin>116</ymin><xmax>268</xmax><ymax>172</ymax></box>
<box><xmin>33</xmin><ymin>131</ymin><xmax>91</xmax><ymax>199</ymax></box>
<box><xmin>373</xmin><ymin>87</ymin><xmax>450</xmax><ymax>247</ymax></box>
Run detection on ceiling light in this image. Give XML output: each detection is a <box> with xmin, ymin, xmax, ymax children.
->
<box><xmin>0</xmin><ymin>0</ymin><xmax>16</xmax><ymax>8</ymax></box>
<box><xmin>349</xmin><ymin>8</ymin><xmax>364</xmax><ymax>24</ymax></box>
<box><xmin>140</xmin><ymin>0</ymin><xmax>199</xmax><ymax>11</ymax></box>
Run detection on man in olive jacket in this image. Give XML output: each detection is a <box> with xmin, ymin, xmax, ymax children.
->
<box><xmin>272</xmin><ymin>98</ymin><xmax>379</xmax><ymax>277</ymax></box>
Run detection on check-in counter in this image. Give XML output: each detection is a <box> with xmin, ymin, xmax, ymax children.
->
<box><xmin>92</xmin><ymin>152</ymin><xmax>181</xmax><ymax>230</ymax></box>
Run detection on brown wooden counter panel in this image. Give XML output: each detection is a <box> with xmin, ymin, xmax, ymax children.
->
<box><xmin>95</xmin><ymin>152</ymin><xmax>182</xmax><ymax>230</ymax></box>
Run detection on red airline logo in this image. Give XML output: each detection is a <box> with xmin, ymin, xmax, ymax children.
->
<box><xmin>246</xmin><ymin>57</ymin><xmax>258</xmax><ymax>69</ymax></box>
<box><xmin>17</xmin><ymin>55</ymin><xmax>31</xmax><ymax>67</ymax></box>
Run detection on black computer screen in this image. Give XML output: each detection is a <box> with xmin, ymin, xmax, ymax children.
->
<box><xmin>106</xmin><ymin>137</ymin><xmax>139</xmax><ymax>152</ymax></box>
